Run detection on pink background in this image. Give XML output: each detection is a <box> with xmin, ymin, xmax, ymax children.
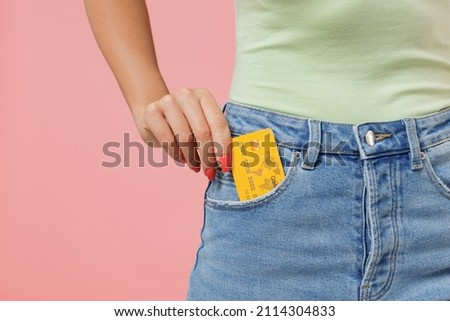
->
<box><xmin>0</xmin><ymin>1</ymin><xmax>235</xmax><ymax>300</ymax></box>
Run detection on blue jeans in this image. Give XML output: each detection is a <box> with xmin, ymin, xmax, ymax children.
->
<box><xmin>187</xmin><ymin>102</ymin><xmax>450</xmax><ymax>300</ymax></box>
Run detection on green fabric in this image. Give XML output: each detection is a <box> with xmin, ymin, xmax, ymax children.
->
<box><xmin>230</xmin><ymin>0</ymin><xmax>450</xmax><ymax>123</ymax></box>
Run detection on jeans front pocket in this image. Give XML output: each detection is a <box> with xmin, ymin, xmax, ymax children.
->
<box><xmin>422</xmin><ymin>139</ymin><xmax>450</xmax><ymax>199</ymax></box>
<box><xmin>205</xmin><ymin>145</ymin><xmax>302</xmax><ymax>209</ymax></box>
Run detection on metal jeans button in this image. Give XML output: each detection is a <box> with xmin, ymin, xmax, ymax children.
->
<box><xmin>365</xmin><ymin>130</ymin><xmax>375</xmax><ymax>147</ymax></box>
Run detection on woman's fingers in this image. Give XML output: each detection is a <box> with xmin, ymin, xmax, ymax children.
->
<box><xmin>173</xmin><ymin>88</ymin><xmax>217</xmax><ymax>179</ymax></box>
<box><xmin>139</xmin><ymin>87</ymin><xmax>231</xmax><ymax>180</ymax></box>
<box><xmin>196</xmin><ymin>88</ymin><xmax>232</xmax><ymax>172</ymax></box>
<box><xmin>161</xmin><ymin>95</ymin><xmax>201</xmax><ymax>170</ymax></box>
<box><xmin>142</xmin><ymin>102</ymin><xmax>182</xmax><ymax>162</ymax></box>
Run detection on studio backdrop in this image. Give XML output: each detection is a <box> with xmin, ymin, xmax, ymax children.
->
<box><xmin>0</xmin><ymin>0</ymin><xmax>234</xmax><ymax>300</ymax></box>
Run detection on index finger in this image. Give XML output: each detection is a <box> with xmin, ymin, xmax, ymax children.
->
<box><xmin>196</xmin><ymin>89</ymin><xmax>232</xmax><ymax>172</ymax></box>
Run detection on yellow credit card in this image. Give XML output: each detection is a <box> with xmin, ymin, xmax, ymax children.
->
<box><xmin>232</xmin><ymin>128</ymin><xmax>285</xmax><ymax>201</ymax></box>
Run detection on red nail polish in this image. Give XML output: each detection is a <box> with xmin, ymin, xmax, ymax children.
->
<box><xmin>220</xmin><ymin>155</ymin><xmax>232</xmax><ymax>172</ymax></box>
<box><xmin>192</xmin><ymin>167</ymin><xmax>201</xmax><ymax>173</ymax></box>
<box><xmin>205</xmin><ymin>168</ymin><xmax>216</xmax><ymax>181</ymax></box>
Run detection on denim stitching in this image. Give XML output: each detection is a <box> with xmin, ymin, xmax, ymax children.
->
<box><xmin>360</xmin><ymin>161</ymin><xmax>382</xmax><ymax>301</ymax></box>
<box><xmin>231</xmin><ymin>130</ymin><xmax>361</xmax><ymax>155</ymax></box>
<box><xmin>186</xmin><ymin>180</ymin><xmax>213</xmax><ymax>299</ymax></box>
<box><xmin>422</xmin><ymin>150</ymin><xmax>450</xmax><ymax>199</ymax></box>
<box><xmin>422</xmin><ymin>137</ymin><xmax>450</xmax><ymax>151</ymax></box>
<box><xmin>205</xmin><ymin>151</ymin><xmax>301</xmax><ymax>210</ymax></box>
<box><xmin>360</xmin><ymin>160</ymin><xmax>368</xmax><ymax>279</ymax></box>
<box><xmin>227</xmin><ymin>100</ymin><xmax>355</xmax><ymax>126</ymax></box>
<box><xmin>371</xmin><ymin>160</ymin><xmax>401</xmax><ymax>300</ymax></box>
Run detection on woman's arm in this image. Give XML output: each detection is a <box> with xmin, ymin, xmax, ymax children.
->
<box><xmin>84</xmin><ymin>0</ymin><xmax>231</xmax><ymax>178</ymax></box>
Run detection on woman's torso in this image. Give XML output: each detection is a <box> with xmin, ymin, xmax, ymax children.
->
<box><xmin>230</xmin><ymin>0</ymin><xmax>450</xmax><ymax>123</ymax></box>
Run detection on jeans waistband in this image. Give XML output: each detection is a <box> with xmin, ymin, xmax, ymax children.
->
<box><xmin>224</xmin><ymin>101</ymin><xmax>450</xmax><ymax>170</ymax></box>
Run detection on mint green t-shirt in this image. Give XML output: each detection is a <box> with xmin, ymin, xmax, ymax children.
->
<box><xmin>229</xmin><ymin>0</ymin><xmax>450</xmax><ymax>123</ymax></box>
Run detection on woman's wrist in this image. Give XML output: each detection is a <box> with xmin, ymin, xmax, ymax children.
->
<box><xmin>127</xmin><ymin>73</ymin><xmax>170</xmax><ymax>131</ymax></box>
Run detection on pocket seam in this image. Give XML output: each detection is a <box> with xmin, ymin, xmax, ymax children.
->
<box><xmin>422</xmin><ymin>149</ymin><xmax>450</xmax><ymax>199</ymax></box>
<box><xmin>205</xmin><ymin>150</ymin><xmax>301</xmax><ymax>210</ymax></box>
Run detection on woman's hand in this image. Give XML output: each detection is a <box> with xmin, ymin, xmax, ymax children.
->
<box><xmin>134</xmin><ymin>87</ymin><xmax>232</xmax><ymax>180</ymax></box>
<box><xmin>84</xmin><ymin>0</ymin><xmax>230</xmax><ymax>179</ymax></box>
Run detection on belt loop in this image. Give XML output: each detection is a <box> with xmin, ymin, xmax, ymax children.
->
<box><xmin>403</xmin><ymin>118</ymin><xmax>423</xmax><ymax>170</ymax></box>
<box><xmin>301</xmin><ymin>119</ymin><xmax>321</xmax><ymax>170</ymax></box>
<box><xmin>222</xmin><ymin>102</ymin><xmax>228</xmax><ymax>114</ymax></box>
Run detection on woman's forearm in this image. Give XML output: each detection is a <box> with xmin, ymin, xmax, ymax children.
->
<box><xmin>85</xmin><ymin>0</ymin><xmax>232</xmax><ymax>174</ymax></box>
<box><xmin>84</xmin><ymin>0</ymin><xmax>169</xmax><ymax>121</ymax></box>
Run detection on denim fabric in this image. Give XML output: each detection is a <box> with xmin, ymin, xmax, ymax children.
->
<box><xmin>187</xmin><ymin>102</ymin><xmax>450</xmax><ymax>300</ymax></box>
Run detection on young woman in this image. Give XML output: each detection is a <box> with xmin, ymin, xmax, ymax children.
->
<box><xmin>85</xmin><ymin>0</ymin><xmax>450</xmax><ymax>300</ymax></box>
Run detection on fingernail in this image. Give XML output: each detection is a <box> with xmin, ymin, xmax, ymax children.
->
<box><xmin>205</xmin><ymin>168</ymin><xmax>216</xmax><ymax>181</ymax></box>
<box><xmin>220</xmin><ymin>155</ymin><xmax>232</xmax><ymax>172</ymax></box>
<box><xmin>192</xmin><ymin>166</ymin><xmax>201</xmax><ymax>173</ymax></box>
